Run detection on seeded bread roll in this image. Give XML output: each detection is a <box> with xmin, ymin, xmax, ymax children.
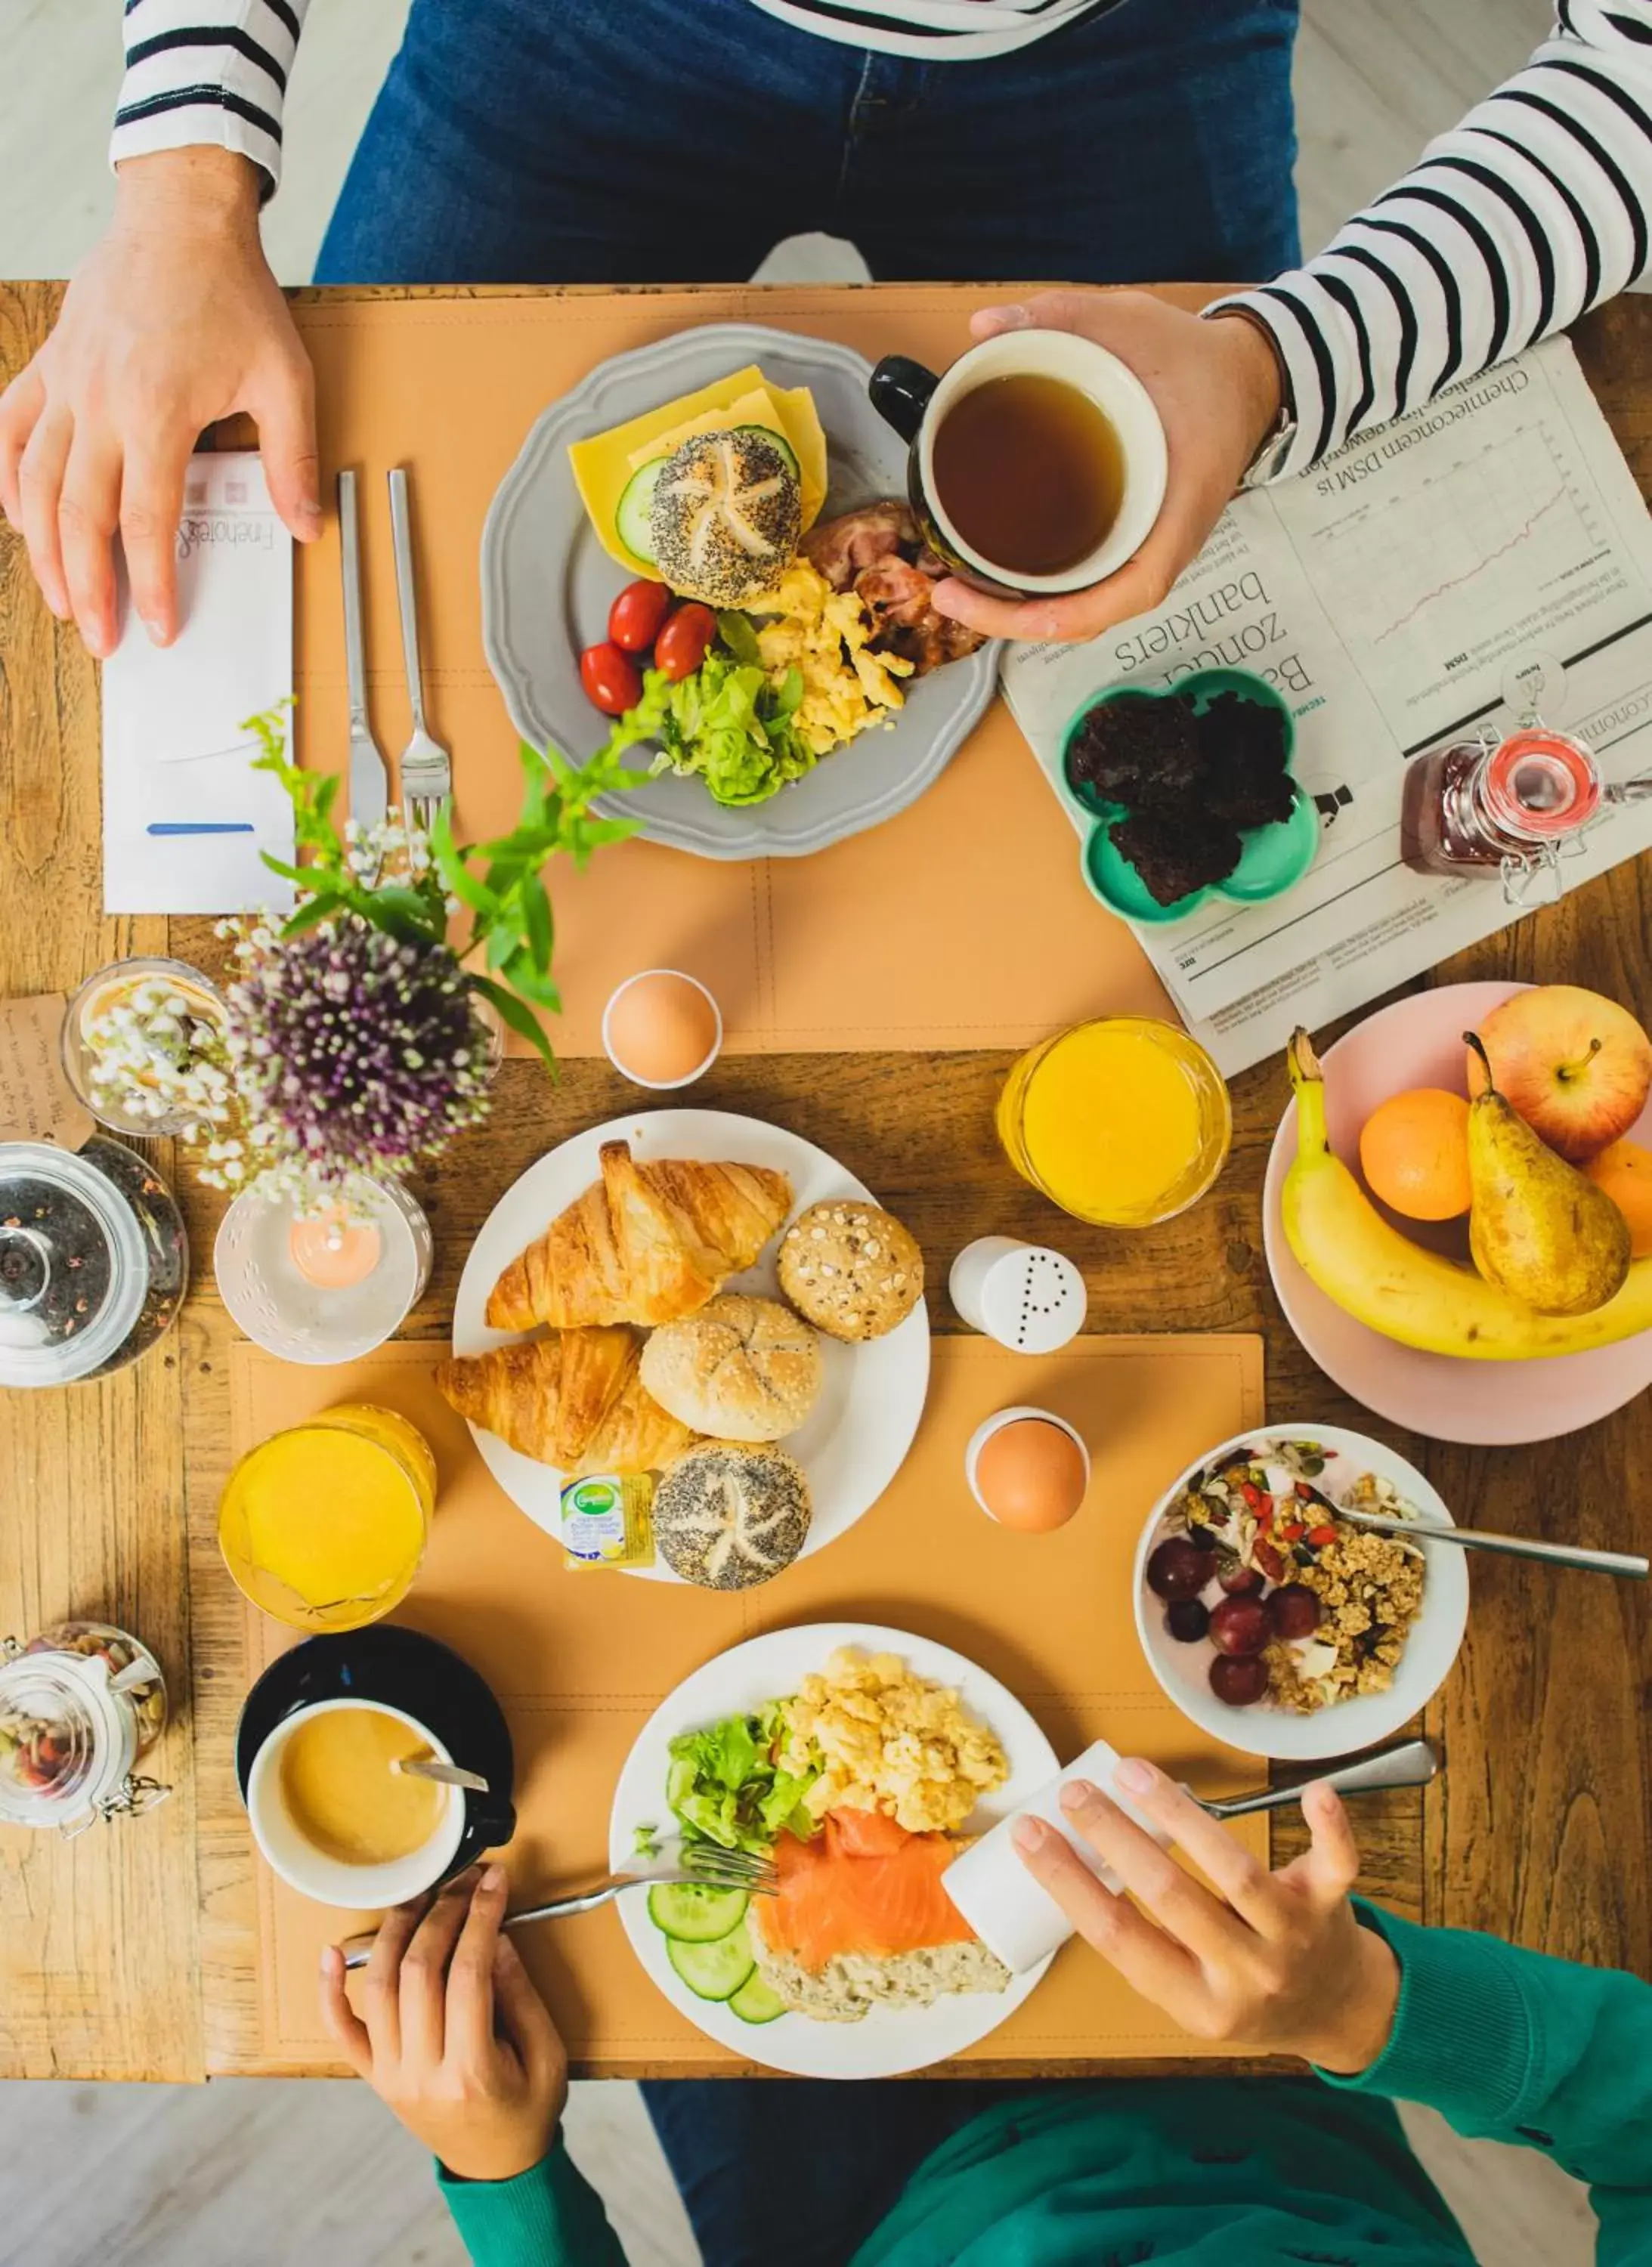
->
<box><xmin>639</xmin><ymin>1293</ymin><xmax>822</xmax><ymax>1443</ymax></box>
<box><xmin>653</xmin><ymin>1441</ymin><xmax>812</xmax><ymax>1590</ymax></box>
<box><xmin>778</xmin><ymin>1200</ymin><xmax>924</xmax><ymax>1344</ymax></box>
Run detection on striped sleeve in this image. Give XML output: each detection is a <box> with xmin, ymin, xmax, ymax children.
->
<box><xmin>110</xmin><ymin>0</ymin><xmax>310</xmax><ymax>193</ymax></box>
<box><xmin>1212</xmin><ymin>2</ymin><xmax>1652</xmax><ymax>478</ymax></box>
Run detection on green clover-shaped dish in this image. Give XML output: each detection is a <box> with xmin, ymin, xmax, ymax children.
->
<box><xmin>1060</xmin><ymin>667</ymin><xmax>1319</xmax><ymax>925</ymax></box>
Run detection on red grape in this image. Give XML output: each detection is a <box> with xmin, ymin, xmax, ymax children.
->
<box><xmin>1209</xmin><ymin>1654</ymin><xmax>1270</xmax><ymax>1706</ymax></box>
<box><xmin>1217</xmin><ymin>1563</ymin><xmax>1264</xmax><ymax>1596</ymax></box>
<box><xmin>1165</xmin><ymin>1598</ymin><xmax>1210</xmax><ymax>1644</ymax></box>
<box><xmin>1265</xmin><ymin>1584</ymin><xmax>1322</xmax><ymax>1640</ymax></box>
<box><xmin>1146</xmin><ymin>1538</ymin><xmax>1214</xmax><ymax>1601</ymax></box>
<box><xmin>1208</xmin><ymin>1595</ymin><xmax>1270</xmax><ymax>1656</ymax></box>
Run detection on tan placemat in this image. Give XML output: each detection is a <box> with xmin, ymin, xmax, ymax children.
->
<box><xmin>234</xmin><ymin>1328</ymin><xmax>1267</xmax><ymax>2070</ymax></box>
<box><xmin>290</xmin><ymin>287</ymin><xmax>1196</xmax><ymax>1056</ymax></box>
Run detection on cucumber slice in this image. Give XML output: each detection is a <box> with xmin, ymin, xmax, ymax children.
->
<box><xmin>615</xmin><ymin>458</ymin><xmax>664</xmax><ymax>564</ymax></box>
<box><xmin>729</xmin><ymin>1969</ymin><xmax>787</xmax><ymax>2026</ymax></box>
<box><xmin>667</xmin><ymin>1925</ymin><xmax>756</xmax><ymax>2003</ymax></box>
<box><xmin>731</xmin><ymin>424</ymin><xmax>800</xmax><ymax>479</ymax></box>
<box><xmin>647</xmin><ymin>1882</ymin><xmax>749</xmax><ymax>1944</ymax></box>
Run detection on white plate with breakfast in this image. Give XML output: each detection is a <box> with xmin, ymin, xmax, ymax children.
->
<box><xmin>1133</xmin><ymin>1424</ymin><xmax>1469</xmax><ymax>1761</ymax></box>
<box><xmin>608</xmin><ymin>1622</ymin><xmax>1058</xmax><ymax>2079</ymax></box>
<box><xmin>479</xmin><ymin>323</ymin><xmax>999</xmax><ymax>859</ymax></box>
<box><xmin>447</xmin><ymin>1109</ymin><xmax>930</xmax><ymax>1583</ymax></box>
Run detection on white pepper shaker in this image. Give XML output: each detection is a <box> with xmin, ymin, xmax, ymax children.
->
<box><xmin>949</xmin><ymin>1236</ymin><xmax>1087</xmax><ymax>1353</ymax></box>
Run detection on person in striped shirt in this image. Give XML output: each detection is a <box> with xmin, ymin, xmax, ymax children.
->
<box><xmin>0</xmin><ymin>3</ymin><xmax>1647</xmax><ymax>658</ymax></box>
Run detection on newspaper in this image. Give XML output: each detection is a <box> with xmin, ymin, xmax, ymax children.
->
<box><xmin>1000</xmin><ymin>338</ymin><xmax>1652</xmax><ymax>1078</ymax></box>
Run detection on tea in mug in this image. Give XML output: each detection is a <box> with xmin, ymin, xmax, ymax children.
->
<box><xmin>932</xmin><ymin>372</ymin><xmax>1125</xmax><ymax>577</ymax></box>
<box><xmin>279</xmin><ymin>1703</ymin><xmax>445</xmax><ymax>1866</ymax></box>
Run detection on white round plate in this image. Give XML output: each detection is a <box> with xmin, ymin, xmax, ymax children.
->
<box><xmin>608</xmin><ymin>1621</ymin><xmax>1058</xmax><ymax>2078</ymax></box>
<box><xmin>1262</xmin><ymin>981</ymin><xmax>1652</xmax><ymax>1443</ymax></box>
<box><xmin>1133</xmin><ymin>1425</ymin><xmax>1469</xmax><ymax>1762</ymax></box>
<box><xmin>479</xmin><ymin>323</ymin><xmax>999</xmax><ymax>860</ymax></box>
<box><xmin>452</xmin><ymin>1110</ymin><xmax>930</xmax><ymax>1580</ymax></box>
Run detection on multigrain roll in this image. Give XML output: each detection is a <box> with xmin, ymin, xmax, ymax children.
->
<box><xmin>778</xmin><ymin>1200</ymin><xmax>923</xmax><ymax>1343</ymax></box>
<box><xmin>653</xmin><ymin>1441</ymin><xmax>812</xmax><ymax>1590</ymax></box>
<box><xmin>639</xmin><ymin>1294</ymin><xmax>822</xmax><ymax>1443</ymax></box>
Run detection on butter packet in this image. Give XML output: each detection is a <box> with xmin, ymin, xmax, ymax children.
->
<box><xmin>559</xmin><ymin>1473</ymin><xmax>656</xmax><ymax>1570</ymax></box>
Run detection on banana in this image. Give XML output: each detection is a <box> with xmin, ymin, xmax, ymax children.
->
<box><xmin>1281</xmin><ymin>1028</ymin><xmax>1652</xmax><ymax>1360</ymax></box>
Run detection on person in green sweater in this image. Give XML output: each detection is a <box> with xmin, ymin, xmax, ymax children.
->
<box><xmin>319</xmin><ymin>1759</ymin><xmax>1652</xmax><ymax>2266</ymax></box>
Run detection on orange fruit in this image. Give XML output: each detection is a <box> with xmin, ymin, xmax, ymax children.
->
<box><xmin>1358</xmin><ymin>1088</ymin><xmax>1472</xmax><ymax>1220</ymax></box>
<box><xmin>1582</xmin><ymin>1138</ymin><xmax>1652</xmax><ymax>1257</ymax></box>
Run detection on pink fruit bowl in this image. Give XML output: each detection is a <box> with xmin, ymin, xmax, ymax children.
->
<box><xmin>1262</xmin><ymin>981</ymin><xmax>1652</xmax><ymax>1446</ymax></box>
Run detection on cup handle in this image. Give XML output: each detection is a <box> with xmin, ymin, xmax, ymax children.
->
<box><xmin>869</xmin><ymin>356</ymin><xmax>939</xmax><ymax>445</ymax></box>
<box><xmin>469</xmin><ymin>1795</ymin><xmax>517</xmax><ymax>1853</ymax></box>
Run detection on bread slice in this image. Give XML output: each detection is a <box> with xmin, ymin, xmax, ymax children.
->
<box><xmin>748</xmin><ymin>1934</ymin><xmax>1011</xmax><ymax>2023</ymax></box>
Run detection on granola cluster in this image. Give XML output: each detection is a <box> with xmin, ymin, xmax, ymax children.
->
<box><xmin>1264</xmin><ymin>1527</ymin><xmax>1425</xmax><ymax>1713</ymax></box>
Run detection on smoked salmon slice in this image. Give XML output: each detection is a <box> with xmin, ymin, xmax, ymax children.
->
<box><xmin>754</xmin><ymin>1812</ymin><xmax>976</xmax><ymax>1971</ymax></box>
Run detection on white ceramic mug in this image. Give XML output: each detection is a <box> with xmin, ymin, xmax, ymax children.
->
<box><xmin>869</xmin><ymin>330</ymin><xmax>1168</xmax><ymax>596</ymax></box>
<box><xmin>246</xmin><ymin>1696</ymin><xmax>467</xmax><ymax>1911</ymax></box>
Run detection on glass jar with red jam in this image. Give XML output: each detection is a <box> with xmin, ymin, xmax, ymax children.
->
<box><xmin>0</xmin><ymin>1620</ymin><xmax>170</xmax><ymax>1835</ymax></box>
<box><xmin>1400</xmin><ymin>723</ymin><xmax>1601</xmax><ymax>901</ymax></box>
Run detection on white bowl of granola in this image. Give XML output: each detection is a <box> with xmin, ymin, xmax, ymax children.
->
<box><xmin>1133</xmin><ymin>1426</ymin><xmax>1469</xmax><ymax>1761</ymax></box>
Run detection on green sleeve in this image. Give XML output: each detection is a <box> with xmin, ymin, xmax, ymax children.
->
<box><xmin>1323</xmin><ymin>1903</ymin><xmax>1652</xmax><ymax>2265</ymax></box>
<box><xmin>437</xmin><ymin>2132</ymin><xmax>628</xmax><ymax>2267</ymax></box>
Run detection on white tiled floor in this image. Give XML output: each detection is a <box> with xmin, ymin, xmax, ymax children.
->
<box><xmin>0</xmin><ymin>3</ymin><xmax>1606</xmax><ymax>2262</ymax></box>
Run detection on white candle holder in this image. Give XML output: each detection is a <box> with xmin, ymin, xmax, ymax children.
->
<box><xmin>215</xmin><ymin>1173</ymin><xmax>433</xmax><ymax>1364</ymax></box>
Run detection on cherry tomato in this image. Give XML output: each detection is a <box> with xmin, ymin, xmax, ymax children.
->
<box><xmin>580</xmin><ymin>640</ymin><xmax>643</xmax><ymax>716</ymax></box>
<box><xmin>654</xmin><ymin>602</ymin><xmax>718</xmax><ymax>682</ymax></box>
<box><xmin>608</xmin><ymin>579</ymin><xmax>672</xmax><ymax>654</ymax></box>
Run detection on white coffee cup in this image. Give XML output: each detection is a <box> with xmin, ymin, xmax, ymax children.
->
<box><xmin>246</xmin><ymin>1697</ymin><xmax>467</xmax><ymax>1911</ymax></box>
<box><xmin>869</xmin><ymin>331</ymin><xmax>1168</xmax><ymax>596</ymax></box>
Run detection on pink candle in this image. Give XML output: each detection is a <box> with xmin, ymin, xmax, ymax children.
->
<box><xmin>289</xmin><ymin>1208</ymin><xmax>382</xmax><ymax>1290</ymax></box>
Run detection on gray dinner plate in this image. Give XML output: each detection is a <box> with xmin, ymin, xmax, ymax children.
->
<box><xmin>479</xmin><ymin>323</ymin><xmax>1000</xmax><ymax>860</ymax></box>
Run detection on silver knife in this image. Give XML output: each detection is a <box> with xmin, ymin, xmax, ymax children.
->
<box><xmin>338</xmin><ymin>468</ymin><xmax>389</xmax><ymax>832</ymax></box>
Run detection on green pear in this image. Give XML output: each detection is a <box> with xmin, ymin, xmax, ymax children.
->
<box><xmin>1465</xmin><ymin>1031</ymin><xmax>1632</xmax><ymax>1316</ymax></box>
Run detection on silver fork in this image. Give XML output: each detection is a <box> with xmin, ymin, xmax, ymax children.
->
<box><xmin>337</xmin><ymin>1840</ymin><xmax>777</xmax><ymax>1970</ymax></box>
<box><xmin>388</xmin><ymin>465</ymin><xmax>452</xmax><ymax>837</ymax></box>
<box><xmin>338</xmin><ymin>469</ymin><xmax>389</xmax><ymax>833</ymax></box>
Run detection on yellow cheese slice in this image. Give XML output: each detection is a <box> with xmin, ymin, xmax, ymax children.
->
<box><xmin>568</xmin><ymin>364</ymin><xmax>830</xmax><ymax>577</ymax></box>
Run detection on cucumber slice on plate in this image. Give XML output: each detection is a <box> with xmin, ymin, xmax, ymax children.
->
<box><xmin>667</xmin><ymin>1925</ymin><xmax>756</xmax><ymax>2003</ymax></box>
<box><xmin>731</xmin><ymin>425</ymin><xmax>800</xmax><ymax>479</ymax></box>
<box><xmin>647</xmin><ymin>1882</ymin><xmax>749</xmax><ymax>1944</ymax></box>
<box><xmin>615</xmin><ymin>458</ymin><xmax>665</xmax><ymax>564</ymax></box>
<box><xmin>729</xmin><ymin>1969</ymin><xmax>787</xmax><ymax>2026</ymax></box>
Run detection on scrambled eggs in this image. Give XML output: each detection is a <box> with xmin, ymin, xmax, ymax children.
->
<box><xmin>779</xmin><ymin>1648</ymin><xmax>1008</xmax><ymax>1836</ymax></box>
<box><xmin>751</xmin><ymin>561</ymin><xmax>913</xmax><ymax>757</ymax></box>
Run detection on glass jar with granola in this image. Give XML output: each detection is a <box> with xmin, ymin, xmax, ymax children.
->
<box><xmin>0</xmin><ymin>1620</ymin><xmax>170</xmax><ymax>1834</ymax></box>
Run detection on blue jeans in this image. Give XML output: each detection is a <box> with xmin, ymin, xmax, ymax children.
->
<box><xmin>316</xmin><ymin>0</ymin><xmax>1301</xmax><ymax>286</ymax></box>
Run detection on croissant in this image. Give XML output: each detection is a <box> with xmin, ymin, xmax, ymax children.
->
<box><xmin>435</xmin><ymin>1327</ymin><xmax>698</xmax><ymax>1475</ymax></box>
<box><xmin>485</xmin><ymin>1140</ymin><xmax>793</xmax><ymax>1333</ymax></box>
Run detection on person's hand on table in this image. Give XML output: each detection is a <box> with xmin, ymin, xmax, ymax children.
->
<box><xmin>320</xmin><ymin>1863</ymin><xmax>569</xmax><ymax>2183</ymax></box>
<box><xmin>1015</xmin><ymin>1758</ymin><xmax>1400</xmax><ymax>2073</ymax></box>
<box><xmin>0</xmin><ymin>147</ymin><xmax>321</xmax><ymax>660</ymax></box>
<box><xmin>932</xmin><ymin>291</ymin><xmax>1283</xmax><ymax>647</ymax></box>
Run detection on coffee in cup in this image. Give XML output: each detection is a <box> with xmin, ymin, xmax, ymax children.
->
<box><xmin>246</xmin><ymin>1696</ymin><xmax>467</xmax><ymax>1909</ymax></box>
<box><xmin>869</xmin><ymin>330</ymin><xmax>1168</xmax><ymax>599</ymax></box>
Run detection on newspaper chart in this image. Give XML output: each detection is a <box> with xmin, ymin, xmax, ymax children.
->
<box><xmin>1000</xmin><ymin>338</ymin><xmax>1652</xmax><ymax>1078</ymax></box>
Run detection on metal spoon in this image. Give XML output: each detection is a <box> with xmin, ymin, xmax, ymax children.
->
<box><xmin>393</xmin><ymin>1757</ymin><xmax>490</xmax><ymax>1794</ymax></box>
<box><xmin>1293</xmin><ymin>1475</ymin><xmax>1647</xmax><ymax>1581</ymax></box>
<box><xmin>1197</xmin><ymin>1737</ymin><xmax>1439</xmax><ymax>1819</ymax></box>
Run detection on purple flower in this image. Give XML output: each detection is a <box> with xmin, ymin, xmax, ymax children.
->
<box><xmin>224</xmin><ymin>915</ymin><xmax>492</xmax><ymax>1194</ymax></box>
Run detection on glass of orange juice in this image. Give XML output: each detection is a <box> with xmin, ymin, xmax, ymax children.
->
<box><xmin>218</xmin><ymin>1404</ymin><xmax>437</xmax><ymax>1632</ymax></box>
<box><xmin>998</xmin><ymin>1016</ymin><xmax>1231</xmax><ymax>1227</ymax></box>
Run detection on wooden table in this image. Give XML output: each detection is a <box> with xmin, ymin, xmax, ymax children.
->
<box><xmin>1</xmin><ymin>282</ymin><xmax>1648</xmax><ymax>2083</ymax></box>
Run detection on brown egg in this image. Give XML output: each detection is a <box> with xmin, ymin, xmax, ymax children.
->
<box><xmin>974</xmin><ymin>1418</ymin><xmax>1087</xmax><ymax>1532</ymax></box>
<box><xmin>605</xmin><ymin>972</ymin><xmax>719</xmax><ymax>1087</ymax></box>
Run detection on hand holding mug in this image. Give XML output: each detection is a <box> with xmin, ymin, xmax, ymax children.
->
<box><xmin>320</xmin><ymin>1863</ymin><xmax>568</xmax><ymax>2184</ymax></box>
<box><xmin>929</xmin><ymin>292</ymin><xmax>1284</xmax><ymax>647</ymax></box>
<box><xmin>1014</xmin><ymin>1758</ymin><xmax>1399</xmax><ymax>2072</ymax></box>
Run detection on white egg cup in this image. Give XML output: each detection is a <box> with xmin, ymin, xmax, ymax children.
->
<box><xmin>601</xmin><ymin>969</ymin><xmax>724</xmax><ymax>1090</ymax></box>
<box><xmin>964</xmin><ymin>1406</ymin><xmax>1091</xmax><ymax>1523</ymax></box>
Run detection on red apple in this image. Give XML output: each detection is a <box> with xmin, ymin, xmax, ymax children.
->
<box><xmin>1467</xmin><ymin>986</ymin><xmax>1652</xmax><ymax>1162</ymax></box>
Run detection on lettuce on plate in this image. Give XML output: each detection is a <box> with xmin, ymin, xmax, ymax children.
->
<box><xmin>651</xmin><ymin>647</ymin><xmax>815</xmax><ymax>809</ymax></box>
<box><xmin>666</xmin><ymin>1700</ymin><xmax>818</xmax><ymax>1854</ymax></box>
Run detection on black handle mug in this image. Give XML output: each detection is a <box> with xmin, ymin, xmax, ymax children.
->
<box><xmin>868</xmin><ymin>352</ymin><xmax>1011</xmax><ymax>595</ymax></box>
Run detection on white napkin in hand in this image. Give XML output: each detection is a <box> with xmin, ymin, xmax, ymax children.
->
<box><xmin>102</xmin><ymin>450</ymin><xmax>295</xmax><ymax>915</ymax></box>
